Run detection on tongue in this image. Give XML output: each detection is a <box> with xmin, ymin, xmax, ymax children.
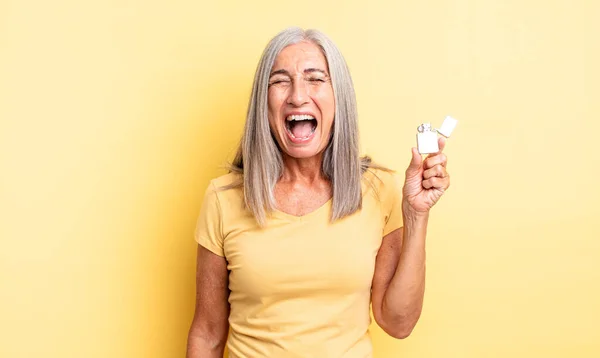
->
<box><xmin>291</xmin><ymin>121</ymin><xmax>314</xmax><ymax>138</ymax></box>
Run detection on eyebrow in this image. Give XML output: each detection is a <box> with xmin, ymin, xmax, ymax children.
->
<box><xmin>304</xmin><ymin>68</ymin><xmax>329</xmax><ymax>76</ymax></box>
<box><xmin>269</xmin><ymin>68</ymin><xmax>329</xmax><ymax>78</ymax></box>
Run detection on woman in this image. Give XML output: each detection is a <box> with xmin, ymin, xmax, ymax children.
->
<box><xmin>187</xmin><ymin>27</ymin><xmax>450</xmax><ymax>358</ymax></box>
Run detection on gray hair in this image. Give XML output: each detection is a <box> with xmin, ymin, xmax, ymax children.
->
<box><xmin>229</xmin><ymin>27</ymin><xmax>382</xmax><ymax>226</ymax></box>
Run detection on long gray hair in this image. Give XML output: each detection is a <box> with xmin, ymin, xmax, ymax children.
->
<box><xmin>229</xmin><ymin>27</ymin><xmax>382</xmax><ymax>226</ymax></box>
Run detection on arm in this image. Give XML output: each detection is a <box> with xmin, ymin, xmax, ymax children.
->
<box><xmin>186</xmin><ymin>245</ymin><xmax>230</xmax><ymax>358</ymax></box>
<box><xmin>372</xmin><ymin>138</ymin><xmax>450</xmax><ymax>339</ymax></box>
<box><xmin>371</xmin><ymin>214</ymin><xmax>428</xmax><ymax>339</ymax></box>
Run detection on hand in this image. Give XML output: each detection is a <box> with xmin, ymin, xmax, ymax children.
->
<box><xmin>403</xmin><ymin>137</ymin><xmax>450</xmax><ymax>215</ymax></box>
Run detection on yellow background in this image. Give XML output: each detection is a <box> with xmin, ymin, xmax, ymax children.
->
<box><xmin>2</xmin><ymin>0</ymin><xmax>599</xmax><ymax>357</ymax></box>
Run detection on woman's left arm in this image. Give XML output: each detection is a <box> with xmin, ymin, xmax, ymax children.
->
<box><xmin>371</xmin><ymin>137</ymin><xmax>450</xmax><ymax>339</ymax></box>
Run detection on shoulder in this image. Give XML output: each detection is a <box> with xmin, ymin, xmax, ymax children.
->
<box><xmin>361</xmin><ymin>166</ymin><xmax>404</xmax><ymax>211</ymax></box>
<box><xmin>210</xmin><ymin>172</ymin><xmax>243</xmax><ymax>190</ymax></box>
<box><xmin>204</xmin><ymin>172</ymin><xmax>245</xmax><ymax>216</ymax></box>
<box><xmin>362</xmin><ymin>165</ymin><xmax>404</xmax><ymax>233</ymax></box>
<box><xmin>362</xmin><ymin>167</ymin><xmax>403</xmax><ymax>194</ymax></box>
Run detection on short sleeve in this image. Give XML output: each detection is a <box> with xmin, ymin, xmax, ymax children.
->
<box><xmin>194</xmin><ymin>181</ymin><xmax>225</xmax><ymax>257</ymax></box>
<box><xmin>382</xmin><ymin>171</ymin><xmax>404</xmax><ymax>237</ymax></box>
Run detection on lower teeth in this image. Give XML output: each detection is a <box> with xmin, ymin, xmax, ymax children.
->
<box><xmin>290</xmin><ymin>129</ymin><xmax>315</xmax><ymax>139</ymax></box>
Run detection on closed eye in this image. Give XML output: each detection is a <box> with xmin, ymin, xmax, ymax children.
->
<box><xmin>269</xmin><ymin>79</ymin><xmax>290</xmax><ymax>86</ymax></box>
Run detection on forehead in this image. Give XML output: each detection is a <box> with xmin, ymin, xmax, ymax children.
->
<box><xmin>272</xmin><ymin>41</ymin><xmax>329</xmax><ymax>73</ymax></box>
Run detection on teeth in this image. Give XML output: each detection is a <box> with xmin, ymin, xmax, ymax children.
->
<box><xmin>286</xmin><ymin>114</ymin><xmax>315</xmax><ymax>121</ymax></box>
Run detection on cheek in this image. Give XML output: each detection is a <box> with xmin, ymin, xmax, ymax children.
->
<box><xmin>267</xmin><ymin>91</ymin><xmax>282</xmax><ymax>128</ymax></box>
<box><xmin>321</xmin><ymin>117</ymin><xmax>334</xmax><ymax>137</ymax></box>
<box><xmin>315</xmin><ymin>86</ymin><xmax>335</xmax><ymax>111</ymax></box>
<box><xmin>315</xmin><ymin>89</ymin><xmax>335</xmax><ymax>132</ymax></box>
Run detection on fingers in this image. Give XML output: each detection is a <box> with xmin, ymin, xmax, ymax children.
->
<box><xmin>421</xmin><ymin>137</ymin><xmax>450</xmax><ymax>190</ymax></box>
<box><xmin>424</xmin><ymin>152</ymin><xmax>447</xmax><ymax>169</ymax></box>
<box><xmin>423</xmin><ymin>137</ymin><xmax>447</xmax><ymax>168</ymax></box>
<box><xmin>423</xmin><ymin>164</ymin><xmax>448</xmax><ymax>180</ymax></box>
<box><xmin>422</xmin><ymin>176</ymin><xmax>450</xmax><ymax>190</ymax></box>
<box><xmin>438</xmin><ymin>136</ymin><xmax>446</xmax><ymax>152</ymax></box>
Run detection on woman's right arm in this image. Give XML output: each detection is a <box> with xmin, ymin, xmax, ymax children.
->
<box><xmin>186</xmin><ymin>245</ymin><xmax>230</xmax><ymax>358</ymax></box>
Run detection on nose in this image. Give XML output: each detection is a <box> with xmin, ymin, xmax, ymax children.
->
<box><xmin>286</xmin><ymin>79</ymin><xmax>310</xmax><ymax>107</ymax></box>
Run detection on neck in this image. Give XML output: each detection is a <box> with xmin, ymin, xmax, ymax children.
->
<box><xmin>280</xmin><ymin>152</ymin><xmax>326</xmax><ymax>184</ymax></box>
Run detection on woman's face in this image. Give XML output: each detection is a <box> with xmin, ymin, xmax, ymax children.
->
<box><xmin>267</xmin><ymin>41</ymin><xmax>335</xmax><ymax>160</ymax></box>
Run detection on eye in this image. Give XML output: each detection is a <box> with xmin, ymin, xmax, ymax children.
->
<box><xmin>269</xmin><ymin>79</ymin><xmax>290</xmax><ymax>86</ymax></box>
<box><xmin>307</xmin><ymin>77</ymin><xmax>326</xmax><ymax>83</ymax></box>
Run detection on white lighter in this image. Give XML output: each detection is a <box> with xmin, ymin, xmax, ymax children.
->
<box><xmin>416</xmin><ymin>116</ymin><xmax>458</xmax><ymax>154</ymax></box>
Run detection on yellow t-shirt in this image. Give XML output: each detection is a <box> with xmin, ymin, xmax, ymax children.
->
<box><xmin>194</xmin><ymin>168</ymin><xmax>404</xmax><ymax>358</ymax></box>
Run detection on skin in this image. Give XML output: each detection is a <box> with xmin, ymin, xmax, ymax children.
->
<box><xmin>186</xmin><ymin>41</ymin><xmax>450</xmax><ymax>357</ymax></box>
<box><xmin>187</xmin><ymin>245</ymin><xmax>229</xmax><ymax>358</ymax></box>
<box><xmin>371</xmin><ymin>138</ymin><xmax>449</xmax><ymax>338</ymax></box>
<box><xmin>267</xmin><ymin>41</ymin><xmax>335</xmax><ymax>215</ymax></box>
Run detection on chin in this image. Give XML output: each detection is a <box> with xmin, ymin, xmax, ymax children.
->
<box><xmin>282</xmin><ymin>146</ymin><xmax>321</xmax><ymax>159</ymax></box>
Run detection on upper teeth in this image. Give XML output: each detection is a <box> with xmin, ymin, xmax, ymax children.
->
<box><xmin>286</xmin><ymin>114</ymin><xmax>315</xmax><ymax>121</ymax></box>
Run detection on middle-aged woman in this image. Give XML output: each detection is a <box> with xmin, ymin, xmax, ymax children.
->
<box><xmin>187</xmin><ymin>27</ymin><xmax>450</xmax><ymax>358</ymax></box>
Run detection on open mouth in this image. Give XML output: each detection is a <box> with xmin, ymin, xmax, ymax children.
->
<box><xmin>285</xmin><ymin>114</ymin><xmax>317</xmax><ymax>141</ymax></box>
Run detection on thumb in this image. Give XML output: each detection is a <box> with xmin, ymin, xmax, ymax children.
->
<box><xmin>406</xmin><ymin>147</ymin><xmax>422</xmax><ymax>173</ymax></box>
<box><xmin>438</xmin><ymin>136</ymin><xmax>446</xmax><ymax>153</ymax></box>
